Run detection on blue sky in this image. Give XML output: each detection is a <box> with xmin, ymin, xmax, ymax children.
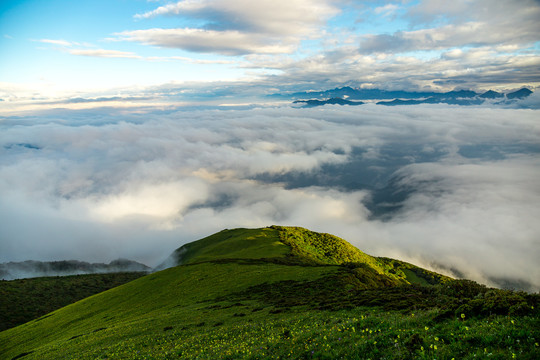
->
<box><xmin>1</xmin><ymin>0</ymin><xmax>539</xmax><ymax>109</ymax></box>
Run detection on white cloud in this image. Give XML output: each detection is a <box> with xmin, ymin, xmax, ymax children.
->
<box><xmin>68</xmin><ymin>49</ymin><xmax>142</xmax><ymax>59</ymax></box>
<box><xmin>115</xmin><ymin>28</ymin><xmax>297</xmax><ymax>55</ymax></box>
<box><xmin>37</xmin><ymin>39</ymin><xmax>74</xmax><ymax>47</ymax></box>
<box><xmin>374</xmin><ymin>4</ymin><xmax>399</xmax><ymax>16</ymax></box>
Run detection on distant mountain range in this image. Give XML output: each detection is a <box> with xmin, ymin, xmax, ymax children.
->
<box><xmin>0</xmin><ymin>259</ymin><xmax>151</xmax><ymax>280</ymax></box>
<box><xmin>293</xmin><ymin>98</ymin><xmax>364</xmax><ymax>107</ymax></box>
<box><xmin>283</xmin><ymin>86</ymin><xmax>533</xmax><ymax>107</ymax></box>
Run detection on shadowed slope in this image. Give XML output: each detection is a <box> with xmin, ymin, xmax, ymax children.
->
<box><xmin>0</xmin><ymin>272</ymin><xmax>146</xmax><ymax>332</ymax></box>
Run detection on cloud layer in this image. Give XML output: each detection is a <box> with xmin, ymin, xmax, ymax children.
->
<box><xmin>1</xmin><ymin>104</ymin><xmax>539</xmax><ymax>290</ymax></box>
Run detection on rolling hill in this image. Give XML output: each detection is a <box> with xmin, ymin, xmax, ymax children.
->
<box><xmin>1</xmin><ymin>226</ymin><xmax>538</xmax><ymax>359</ymax></box>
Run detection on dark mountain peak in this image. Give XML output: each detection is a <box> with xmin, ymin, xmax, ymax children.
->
<box><xmin>506</xmin><ymin>88</ymin><xmax>533</xmax><ymax>99</ymax></box>
<box><xmin>437</xmin><ymin>89</ymin><xmax>478</xmax><ymax>98</ymax></box>
<box><xmin>479</xmin><ymin>90</ymin><xmax>504</xmax><ymax>98</ymax></box>
<box><xmin>334</xmin><ymin>86</ymin><xmax>356</xmax><ymax>91</ymax></box>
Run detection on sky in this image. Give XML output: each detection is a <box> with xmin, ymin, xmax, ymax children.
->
<box><xmin>1</xmin><ymin>0</ymin><xmax>539</xmax><ymax>109</ymax></box>
<box><xmin>0</xmin><ymin>1</ymin><xmax>540</xmax><ymax>290</ymax></box>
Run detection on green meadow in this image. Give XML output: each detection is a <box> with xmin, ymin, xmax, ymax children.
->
<box><xmin>1</xmin><ymin>226</ymin><xmax>538</xmax><ymax>359</ymax></box>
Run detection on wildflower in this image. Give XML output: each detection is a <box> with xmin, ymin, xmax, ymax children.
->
<box><xmin>434</xmin><ymin>345</ymin><xmax>437</xmax><ymax>350</ymax></box>
<box><xmin>461</xmin><ymin>313</ymin><xmax>466</xmax><ymax>320</ymax></box>
<box><xmin>425</xmin><ymin>326</ymin><xmax>429</xmax><ymax>331</ymax></box>
<box><xmin>512</xmin><ymin>353</ymin><xmax>516</xmax><ymax>359</ymax></box>
<box><xmin>434</xmin><ymin>337</ymin><xmax>439</xmax><ymax>341</ymax></box>
<box><xmin>511</xmin><ymin>320</ymin><xmax>515</xmax><ymax>325</ymax></box>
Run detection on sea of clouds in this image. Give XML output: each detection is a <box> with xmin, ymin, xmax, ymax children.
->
<box><xmin>1</xmin><ymin>103</ymin><xmax>539</xmax><ymax>290</ymax></box>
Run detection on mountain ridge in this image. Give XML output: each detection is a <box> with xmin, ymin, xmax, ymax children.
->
<box><xmin>0</xmin><ymin>258</ymin><xmax>150</xmax><ymax>280</ymax></box>
<box><xmin>271</xmin><ymin>86</ymin><xmax>534</xmax><ymax>107</ymax></box>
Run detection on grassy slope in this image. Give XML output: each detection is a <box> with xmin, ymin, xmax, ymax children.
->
<box><xmin>1</xmin><ymin>262</ymin><xmax>337</xmax><ymax>359</ymax></box>
<box><xmin>1</xmin><ymin>226</ymin><xmax>538</xmax><ymax>359</ymax></box>
<box><xmin>0</xmin><ymin>272</ymin><xmax>146</xmax><ymax>332</ymax></box>
<box><xmin>172</xmin><ymin>227</ymin><xmax>289</xmax><ymax>264</ymax></box>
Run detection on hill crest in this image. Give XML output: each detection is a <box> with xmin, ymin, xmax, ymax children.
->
<box><xmin>160</xmin><ymin>226</ymin><xmax>451</xmax><ymax>286</ymax></box>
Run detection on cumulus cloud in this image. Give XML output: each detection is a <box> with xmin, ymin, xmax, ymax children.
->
<box><xmin>360</xmin><ymin>0</ymin><xmax>540</xmax><ymax>54</ymax></box>
<box><xmin>134</xmin><ymin>0</ymin><xmax>337</xmax><ymax>35</ymax></box>
<box><xmin>115</xmin><ymin>28</ymin><xmax>296</xmax><ymax>55</ymax></box>
<box><xmin>0</xmin><ymin>104</ymin><xmax>539</xmax><ymax>290</ymax></box>
<box><xmin>122</xmin><ymin>0</ymin><xmax>339</xmax><ymax>55</ymax></box>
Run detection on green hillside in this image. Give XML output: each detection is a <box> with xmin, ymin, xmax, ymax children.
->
<box><xmin>168</xmin><ymin>227</ymin><xmax>289</xmax><ymax>265</ymax></box>
<box><xmin>1</xmin><ymin>226</ymin><xmax>538</xmax><ymax>359</ymax></box>
<box><xmin>0</xmin><ymin>272</ymin><xmax>146</xmax><ymax>332</ymax></box>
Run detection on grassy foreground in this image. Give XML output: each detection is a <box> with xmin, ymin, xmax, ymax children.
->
<box><xmin>1</xmin><ymin>226</ymin><xmax>538</xmax><ymax>359</ymax></box>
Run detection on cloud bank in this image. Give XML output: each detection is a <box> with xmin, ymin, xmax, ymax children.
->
<box><xmin>0</xmin><ymin>104</ymin><xmax>539</xmax><ymax>290</ymax></box>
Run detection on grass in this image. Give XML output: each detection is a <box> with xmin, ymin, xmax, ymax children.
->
<box><xmin>1</xmin><ymin>226</ymin><xmax>538</xmax><ymax>359</ymax></box>
<box><xmin>0</xmin><ymin>272</ymin><xmax>146</xmax><ymax>332</ymax></box>
<box><xmin>171</xmin><ymin>227</ymin><xmax>289</xmax><ymax>265</ymax></box>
